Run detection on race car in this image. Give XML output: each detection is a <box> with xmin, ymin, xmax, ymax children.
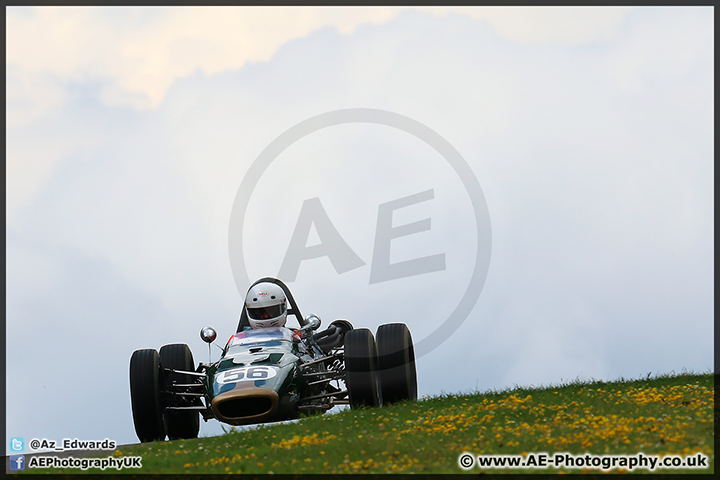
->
<box><xmin>129</xmin><ymin>277</ymin><xmax>417</xmax><ymax>442</ymax></box>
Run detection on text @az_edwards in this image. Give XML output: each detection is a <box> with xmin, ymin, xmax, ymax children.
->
<box><xmin>28</xmin><ymin>437</ymin><xmax>116</xmax><ymax>451</ymax></box>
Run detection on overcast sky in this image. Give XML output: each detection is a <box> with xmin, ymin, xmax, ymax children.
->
<box><xmin>6</xmin><ymin>6</ymin><xmax>713</xmax><ymax>454</ymax></box>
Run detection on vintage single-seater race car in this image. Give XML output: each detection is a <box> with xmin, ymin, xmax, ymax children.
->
<box><xmin>129</xmin><ymin>277</ymin><xmax>417</xmax><ymax>442</ymax></box>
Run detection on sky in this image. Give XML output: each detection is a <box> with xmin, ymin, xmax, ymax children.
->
<box><xmin>5</xmin><ymin>6</ymin><xmax>714</xmax><ymax>454</ymax></box>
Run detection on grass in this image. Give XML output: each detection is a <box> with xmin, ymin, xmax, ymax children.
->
<box><xmin>25</xmin><ymin>371</ymin><xmax>714</xmax><ymax>474</ymax></box>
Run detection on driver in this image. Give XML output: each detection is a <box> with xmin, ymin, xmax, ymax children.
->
<box><xmin>245</xmin><ymin>282</ymin><xmax>288</xmax><ymax>329</ymax></box>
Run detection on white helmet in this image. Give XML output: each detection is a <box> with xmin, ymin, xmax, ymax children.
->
<box><xmin>245</xmin><ymin>282</ymin><xmax>287</xmax><ymax>329</ymax></box>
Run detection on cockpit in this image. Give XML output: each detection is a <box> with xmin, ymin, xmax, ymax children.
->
<box><xmin>223</xmin><ymin>327</ymin><xmax>297</xmax><ymax>356</ymax></box>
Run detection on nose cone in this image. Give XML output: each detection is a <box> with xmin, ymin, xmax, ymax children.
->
<box><xmin>211</xmin><ymin>387</ymin><xmax>280</xmax><ymax>425</ymax></box>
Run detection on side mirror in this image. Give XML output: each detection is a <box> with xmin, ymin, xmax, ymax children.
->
<box><xmin>302</xmin><ymin>314</ymin><xmax>321</xmax><ymax>332</ymax></box>
<box><xmin>200</xmin><ymin>326</ymin><xmax>217</xmax><ymax>343</ymax></box>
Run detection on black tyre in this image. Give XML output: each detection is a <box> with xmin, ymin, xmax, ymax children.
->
<box><xmin>376</xmin><ymin>323</ymin><xmax>417</xmax><ymax>404</ymax></box>
<box><xmin>129</xmin><ymin>349</ymin><xmax>166</xmax><ymax>442</ymax></box>
<box><xmin>344</xmin><ymin>328</ymin><xmax>380</xmax><ymax>408</ymax></box>
<box><xmin>159</xmin><ymin>344</ymin><xmax>200</xmax><ymax>440</ymax></box>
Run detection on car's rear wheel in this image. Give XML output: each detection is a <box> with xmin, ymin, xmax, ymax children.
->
<box><xmin>376</xmin><ymin>323</ymin><xmax>418</xmax><ymax>404</ymax></box>
<box><xmin>344</xmin><ymin>328</ymin><xmax>380</xmax><ymax>408</ymax></box>
<box><xmin>159</xmin><ymin>343</ymin><xmax>200</xmax><ymax>440</ymax></box>
<box><xmin>129</xmin><ymin>349</ymin><xmax>166</xmax><ymax>442</ymax></box>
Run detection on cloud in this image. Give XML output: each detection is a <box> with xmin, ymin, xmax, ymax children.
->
<box><xmin>6</xmin><ymin>6</ymin><xmax>407</xmax><ymax>113</ymax></box>
<box><xmin>5</xmin><ymin>6</ymin><xmax>646</xmax><ymax>220</ymax></box>
<box><xmin>5</xmin><ymin>6</ymin><xmax>409</xmax><ymax>220</ymax></box>
<box><xmin>422</xmin><ymin>6</ymin><xmax>629</xmax><ymax>44</ymax></box>
<box><xmin>6</xmin><ymin>6</ymin><xmax>636</xmax><ymax>116</ymax></box>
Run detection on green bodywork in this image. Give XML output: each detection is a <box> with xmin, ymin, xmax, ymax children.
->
<box><xmin>202</xmin><ymin>327</ymin><xmax>325</xmax><ymax>424</ymax></box>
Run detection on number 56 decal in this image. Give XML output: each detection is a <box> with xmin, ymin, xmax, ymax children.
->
<box><xmin>216</xmin><ymin>366</ymin><xmax>278</xmax><ymax>384</ymax></box>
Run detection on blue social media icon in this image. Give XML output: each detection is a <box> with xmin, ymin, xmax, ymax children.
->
<box><xmin>10</xmin><ymin>437</ymin><xmax>24</xmax><ymax>452</ymax></box>
<box><xmin>9</xmin><ymin>455</ymin><xmax>25</xmax><ymax>470</ymax></box>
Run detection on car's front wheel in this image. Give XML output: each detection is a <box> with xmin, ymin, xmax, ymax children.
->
<box><xmin>344</xmin><ymin>328</ymin><xmax>380</xmax><ymax>408</ymax></box>
<box><xmin>159</xmin><ymin>343</ymin><xmax>200</xmax><ymax>440</ymax></box>
<box><xmin>129</xmin><ymin>349</ymin><xmax>166</xmax><ymax>442</ymax></box>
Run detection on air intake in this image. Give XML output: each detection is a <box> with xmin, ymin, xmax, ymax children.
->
<box><xmin>217</xmin><ymin>396</ymin><xmax>272</xmax><ymax>418</ymax></box>
<box><xmin>211</xmin><ymin>388</ymin><xmax>279</xmax><ymax>425</ymax></box>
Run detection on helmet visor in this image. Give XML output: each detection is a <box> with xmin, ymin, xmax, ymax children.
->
<box><xmin>247</xmin><ymin>304</ymin><xmax>286</xmax><ymax>320</ymax></box>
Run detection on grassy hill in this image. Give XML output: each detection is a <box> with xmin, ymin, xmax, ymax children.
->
<box><xmin>26</xmin><ymin>372</ymin><xmax>714</xmax><ymax>474</ymax></box>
